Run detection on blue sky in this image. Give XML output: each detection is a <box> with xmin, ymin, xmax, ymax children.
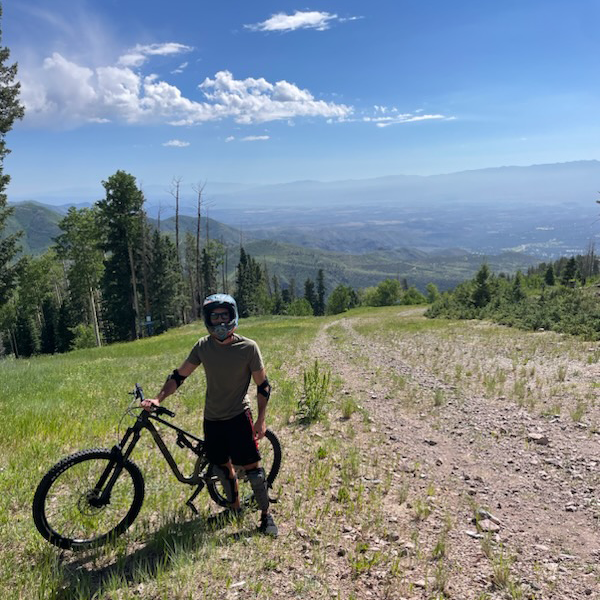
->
<box><xmin>4</xmin><ymin>0</ymin><xmax>600</xmax><ymax>199</ymax></box>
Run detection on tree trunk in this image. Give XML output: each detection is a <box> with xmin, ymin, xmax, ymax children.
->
<box><xmin>10</xmin><ymin>328</ymin><xmax>18</xmax><ymax>358</ymax></box>
<box><xmin>89</xmin><ymin>287</ymin><xmax>102</xmax><ymax>347</ymax></box>
<box><xmin>195</xmin><ymin>184</ymin><xmax>203</xmax><ymax>310</ymax></box>
<box><xmin>140</xmin><ymin>211</ymin><xmax>151</xmax><ymax>333</ymax></box>
<box><xmin>127</xmin><ymin>240</ymin><xmax>140</xmax><ymax>340</ymax></box>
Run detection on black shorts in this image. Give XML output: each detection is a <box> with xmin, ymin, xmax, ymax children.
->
<box><xmin>203</xmin><ymin>409</ymin><xmax>261</xmax><ymax>466</ymax></box>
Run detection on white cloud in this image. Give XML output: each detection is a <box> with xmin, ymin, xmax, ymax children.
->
<box><xmin>17</xmin><ymin>45</ymin><xmax>453</xmax><ymax>131</ymax></box>
<box><xmin>246</xmin><ymin>11</ymin><xmax>338</xmax><ymax>32</ymax></box>
<box><xmin>171</xmin><ymin>62</ymin><xmax>189</xmax><ymax>74</ymax></box>
<box><xmin>196</xmin><ymin>70</ymin><xmax>350</xmax><ymax>125</ymax></box>
<box><xmin>20</xmin><ymin>52</ymin><xmax>353</xmax><ymax>128</ymax></box>
<box><xmin>225</xmin><ymin>136</ymin><xmax>235</xmax><ymax>142</ymax></box>
<box><xmin>363</xmin><ymin>111</ymin><xmax>453</xmax><ymax>128</ymax></box>
<box><xmin>118</xmin><ymin>43</ymin><xmax>193</xmax><ymax>68</ymax></box>
<box><xmin>163</xmin><ymin>139</ymin><xmax>190</xmax><ymax>147</ymax></box>
<box><xmin>241</xmin><ymin>135</ymin><xmax>270</xmax><ymax>142</ymax></box>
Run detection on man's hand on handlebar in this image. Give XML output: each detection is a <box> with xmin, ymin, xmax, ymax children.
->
<box><xmin>141</xmin><ymin>398</ymin><xmax>160</xmax><ymax>412</ymax></box>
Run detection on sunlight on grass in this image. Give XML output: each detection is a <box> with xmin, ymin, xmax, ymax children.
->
<box><xmin>0</xmin><ymin>314</ymin><xmax>320</xmax><ymax>600</ymax></box>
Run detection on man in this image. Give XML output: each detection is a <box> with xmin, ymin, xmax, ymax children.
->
<box><xmin>141</xmin><ymin>293</ymin><xmax>277</xmax><ymax>537</ymax></box>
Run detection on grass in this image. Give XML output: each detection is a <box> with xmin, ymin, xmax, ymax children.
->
<box><xmin>0</xmin><ymin>316</ymin><xmax>324</xmax><ymax>600</ymax></box>
<box><xmin>3</xmin><ymin>305</ymin><xmax>597</xmax><ymax>599</ymax></box>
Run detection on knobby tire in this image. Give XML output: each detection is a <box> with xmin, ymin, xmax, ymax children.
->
<box><xmin>32</xmin><ymin>448</ymin><xmax>145</xmax><ymax>550</ymax></box>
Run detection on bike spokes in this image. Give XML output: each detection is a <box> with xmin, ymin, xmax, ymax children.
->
<box><xmin>38</xmin><ymin>453</ymin><xmax>142</xmax><ymax>548</ymax></box>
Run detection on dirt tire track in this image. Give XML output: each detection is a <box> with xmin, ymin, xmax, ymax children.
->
<box><xmin>310</xmin><ymin>313</ymin><xmax>600</xmax><ymax>599</ymax></box>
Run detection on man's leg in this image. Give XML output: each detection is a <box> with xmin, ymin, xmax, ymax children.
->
<box><xmin>244</xmin><ymin>461</ymin><xmax>278</xmax><ymax>537</ymax></box>
<box><xmin>213</xmin><ymin>460</ymin><xmax>240</xmax><ymax>510</ymax></box>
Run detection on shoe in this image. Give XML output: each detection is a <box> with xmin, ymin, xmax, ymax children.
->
<box><xmin>259</xmin><ymin>513</ymin><xmax>278</xmax><ymax>537</ymax></box>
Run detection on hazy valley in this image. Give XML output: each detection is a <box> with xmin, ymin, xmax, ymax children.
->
<box><xmin>9</xmin><ymin>160</ymin><xmax>600</xmax><ymax>292</ymax></box>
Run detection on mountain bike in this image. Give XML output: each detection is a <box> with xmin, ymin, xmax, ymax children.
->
<box><xmin>32</xmin><ymin>384</ymin><xmax>282</xmax><ymax>551</ymax></box>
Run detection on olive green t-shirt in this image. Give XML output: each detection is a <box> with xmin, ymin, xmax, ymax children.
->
<box><xmin>185</xmin><ymin>334</ymin><xmax>264</xmax><ymax>421</ymax></box>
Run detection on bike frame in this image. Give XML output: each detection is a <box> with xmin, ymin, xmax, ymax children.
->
<box><xmin>94</xmin><ymin>409</ymin><xmax>210</xmax><ymax>507</ymax></box>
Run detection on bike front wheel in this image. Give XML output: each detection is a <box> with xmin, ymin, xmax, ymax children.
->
<box><xmin>32</xmin><ymin>448</ymin><xmax>145</xmax><ymax>550</ymax></box>
<box><xmin>206</xmin><ymin>429</ymin><xmax>282</xmax><ymax>508</ymax></box>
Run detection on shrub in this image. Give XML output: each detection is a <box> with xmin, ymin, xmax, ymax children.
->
<box><xmin>297</xmin><ymin>359</ymin><xmax>331</xmax><ymax>422</ymax></box>
<box><xmin>70</xmin><ymin>324</ymin><xmax>97</xmax><ymax>350</ymax></box>
<box><xmin>287</xmin><ymin>298</ymin><xmax>313</xmax><ymax>316</ymax></box>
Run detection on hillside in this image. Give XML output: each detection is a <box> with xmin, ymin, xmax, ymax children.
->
<box><xmin>6</xmin><ymin>200</ymin><xmax>537</xmax><ymax>291</ymax></box>
<box><xmin>241</xmin><ymin>239</ymin><xmax>537</xmax><ymax>292</ymax></box>
<box><xmin>7</xmin><ymin>201</ymin><xmax>62</xmax><ymax>254</ymax></box>
<box><xmin>148</xmin><ymin>214</ymin><xmax>241</xmax><ymax>246</ymax></box>
<box><xmin>1</xmin><ymin>309</ymin><xmax>598</xmax><ymax>599</ymax></box>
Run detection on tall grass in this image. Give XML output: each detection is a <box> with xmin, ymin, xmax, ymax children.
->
<box><xmin>0</xmin><ymin>315</ymin><xmax>319</xmax><ymax>600</ymax></box>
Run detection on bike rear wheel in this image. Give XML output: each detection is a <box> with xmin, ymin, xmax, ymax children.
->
<box><xmin>206</xmin><ymin>429</ymin><xmax>282</xmax><ymax>508</ymax></box>
<box><xmin>32</xmin><ymin>448</ymin><xmax>145</xmax><ymax>550</ymax></box>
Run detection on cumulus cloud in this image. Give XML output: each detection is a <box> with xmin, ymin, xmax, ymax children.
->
<box><xmin>246</xmin><ymin>11</ymin><xmax>339</xmax><ymax>32</ymax></box>
<box><xmin>17</xmin><ymin>45</ymin><xmax>453</xmax><ymax>131</ymax></box>
<box><xmin>163</xmin><ymin>139</ymin><xmax>190</xmax><ymax>147</ymax></box>
<box><xmin>241</xmin><ymin>135</ymin><xmax>269</xmax><ymax>142</ymax></box>
<box><xmin>18</xmin><ymin>50</ymin><xmax>353</xmax><ymax>128</ymax></box>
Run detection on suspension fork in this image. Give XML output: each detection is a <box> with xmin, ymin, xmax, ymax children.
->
<box><xmin>93</xmin><ymin>421</ymin><xmax>143</xmax><ymax>506</ymax></box>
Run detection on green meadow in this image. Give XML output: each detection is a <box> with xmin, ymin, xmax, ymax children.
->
<box><xmin>1</xmin><ymin>315</ymin><xmax>323</xmax><ymax>600</ymax></box>
<box><xmin>4</xmin><ymin>307</ymin><xmax>596</xmax><ymax>599</ymax></box>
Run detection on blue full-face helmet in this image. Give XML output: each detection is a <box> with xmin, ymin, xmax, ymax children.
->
<box><xmin>202</xmin><ymin>293</ymin><xmax>239</xmax><ymax>340</ymax></box>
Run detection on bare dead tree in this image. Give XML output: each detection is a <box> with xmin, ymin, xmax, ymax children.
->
<box><xmin>583</xmin><ymin>240</ymin><xmax>596</xmax><ymax>280</ymax></box>
<box><xmin>139</xmin><ymin>207</ymin><xmax>151</xmax><ymax>333</ymax></box>
<box><xmin>221</xmin><ymin>235</ymin><xmax>227</xmax><ymax>293</ymax></box>
<box><xmin>192</xmin><ymin>181</ymin><xmax>206</xmax><ymax>311</ymax></box>
<box><xmin>169</xmin><ymin>177</ymin><xmax>183</xmax><ymax>260</ymax></box>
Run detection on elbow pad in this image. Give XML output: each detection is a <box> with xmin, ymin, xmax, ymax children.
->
<box><xmin>167</xmin><ymin>368</ymin><xmax>186</xmax><ymax>388</ymax></box>
<box><xmin>257</xmin><ymin>378</ymin><xmax>271</xmax><ymax>401</ymax></box>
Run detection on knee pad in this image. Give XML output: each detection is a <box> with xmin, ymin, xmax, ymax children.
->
<box><xmin>246</xmin><ymin>467</ymin><xmax>269</xmax><ymax>512</ymax></box>
<box><xmin>214</xmin><ymin>465</ymin><xmax>238</xmax><ymax>504</ymax></box>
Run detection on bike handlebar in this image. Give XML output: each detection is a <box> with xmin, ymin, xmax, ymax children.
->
<box><xmin>131</xmin><ymin>384</ymin><xmax>176</xmax><ymax>418</ymax></box>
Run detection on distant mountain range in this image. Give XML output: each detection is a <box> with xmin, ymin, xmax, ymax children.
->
<box><xmin>11</xmin><ymin>160</ymin><xmax>600</xmax><ymax>259</ymax></box>
<box><xmin>7</xmin><ymin>200</ymin><xmax>538</xmax><ymax>292</ymax></box>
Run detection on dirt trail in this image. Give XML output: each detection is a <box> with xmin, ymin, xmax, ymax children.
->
<box><xmin>310</xmin><ymin>311</ymin><xmax>600</xmax><ymax>599</ymax></box>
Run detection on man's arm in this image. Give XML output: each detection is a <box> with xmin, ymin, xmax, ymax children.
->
<box><xmin>252</xmin><ymin>368</ymin><xmax>271</xmax><ymax>439</ymax></box>
<box><xmin>141</xmin><ymin>360</ymin><xmax>198</xmax><ymax>411</ymax></box>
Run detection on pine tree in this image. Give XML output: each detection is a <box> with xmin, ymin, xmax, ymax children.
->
<box><xmin>544</xmin><ymin>264</ymin><xmax>555</xmax><ymax>286</ymax></box>
<box><xmin>14</xmin><ymin>310</ymin><xmax>38</xmax><ymax>357</ymax></box>
<box><xmin>235</xmin><ymin>247</ymin><xmax>266</xmax><ymax>317</ymax></box>
<box><xmin>304</xmin><ymin>278</ymin><xmax>316</xmax><ymax>314</ymax></box>
<box><xmin>97</xmin><ymin>171</ymin><xmax>145</xmax><ymax>342</ymax></box>
<box><xmin>511</xmin><ymin>271</ymin><xmax>526</xmax><ymax>302</ymax></box>
<box><xmin>472</xmin><ymin>264</ymin><xmax>491</xmax><ymax>308</ymax></box>
<box><xmin>0</xmin><ymin>8</ymin><xmax>24</xmax><ymax>308</ymax></box>
<box><xmin>561</xmin><ymin>257</ymin><xmax>578</xmax><ymax>287</ymax></box>
<box><xmin>315</xmin><ymin>269</ymin><xmax>325</xmax><ymax>316</ymax></box>
<box><xmin>40</xmin><ymin>296</ymin><xmax>59</xmax><ymax>354</ymax></box>
<box><xmin>149</xmin><ymin>231</ymin><xmax>182</xmax><ymax>334</ymax></box>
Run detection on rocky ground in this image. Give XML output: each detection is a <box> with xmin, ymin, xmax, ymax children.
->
<box><xmin>297</xmin><ymin>309</ymin><xmax>600</xmax><ymax>599</ymax></box>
